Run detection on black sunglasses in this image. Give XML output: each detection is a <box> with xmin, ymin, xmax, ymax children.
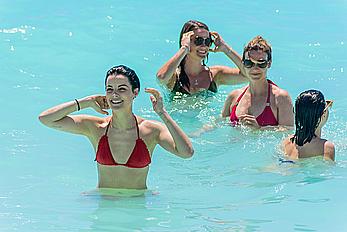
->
<box><xmin>194</xmin><ymin>36</ymin><xmax>213</xmax><ymax>47</ymax></box>
<box><xmin>242</xmin><ymin>59</ymin><xmax>269</xmax><ymax>69</ymax></box>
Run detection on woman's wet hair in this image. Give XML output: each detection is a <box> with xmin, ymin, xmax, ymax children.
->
<box><xmin>177</xmin><ymin>20</ymin><xmax>210</xmax><ymax>91</ymax></box>
<box><xmin>105</xmin><ymin>65</ymin><xmax>140</xmax><ymax>92</ymax></box>
<box><xmin>291</xmin><ymin>90</ymin><xmax>326</xmax><ymax>146</ymax></box>
<box><xmin>242</xmin><ymin>35</ymin><xmax>272</xmax><ymax>62</ymax></box>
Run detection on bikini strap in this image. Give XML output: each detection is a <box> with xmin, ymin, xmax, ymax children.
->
<box><xmin>206</xmin><ymin>66</ymin><xmax>213</xmax><ymax>81</ymax></box>
<box><xmin>105</xmin><ymin>121</ymin><xmax>111</xmax><ymax>136</ymax></box>
<box><xmin>235</xmin><ymin>86</ymin><xmax>249</xmax><ymax>106</ymax></box>
<box><xmin>133</xmin><ymin>115</ymin><xmax>140</xmax><ymax>139</ymax></box>
<box><xmin>266</xmin><ymin>81</ymin><xmax>271</xmax><ymax>106</ymax></box>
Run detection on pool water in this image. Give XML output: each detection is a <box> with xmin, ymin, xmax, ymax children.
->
<box><xmin>1</xmin><ymin>1</ymin><xmax>347</xmax><ymax>231</ymax></box>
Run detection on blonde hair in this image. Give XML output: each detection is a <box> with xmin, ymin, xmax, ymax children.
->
<box><xmin>242</xmin><ymin>35</ymin><xmax>272</xmax><ymax>61</ymax></box>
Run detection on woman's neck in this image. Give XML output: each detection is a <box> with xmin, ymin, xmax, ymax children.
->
<box><xmin>249</xmin><ymin>78</ymin><xmax>268</xmax><ymax>96</ymax></box>
<box><xmin>184</xmin><ymin>56</ymin><xmax>205</xmax><ymax>76</ymax></box>
<box><xmin>111</xmin><ymin>109</ymin><xmax>136</xmax><ymax>130</ymax></box>
<box><xmin>314</xmin><ymin>127</ymin><xmax>322</xmax><ymax>138</ymax></box>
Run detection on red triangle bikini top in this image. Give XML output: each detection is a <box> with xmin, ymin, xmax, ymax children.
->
<box><xmin>229</xmin><ymin>80</ymin><xmax>279</xmax><ymax>127</ymax></box>
<box><xmin>95</xmin><ymin>116</ymin><xmax>151</xmax><ymax>168</ymax></box>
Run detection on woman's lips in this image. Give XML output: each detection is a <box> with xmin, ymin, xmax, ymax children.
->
<box><xmin>110</xmin><ymin>99</ymin><xmax>123</xmax><ymax>105</ymax></box>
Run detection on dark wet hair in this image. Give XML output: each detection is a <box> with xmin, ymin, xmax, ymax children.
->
<box><xmin>177</xmin><ymin>20</ymin><xmax>210</xmax><ymax>91</ymax></box>
<box><xmin>105</xmin><ymin>65</ymin><xmax>140</xmax><ymax>92</ymax></box>
<box><xmin>291</xmin><ymin>90</ymin><xmax>326</xmax><ymax>146</ymax></box>
<box><xmin>242</xmin><ymin>35</ymin><xmax>272</xmax><ymax>62</ymax></box>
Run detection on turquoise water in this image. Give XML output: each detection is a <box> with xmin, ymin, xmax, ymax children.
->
<box><xmin>1</xmin><ymin>1</ymin><xmax>347</xmax><ymax>231</ymax></box>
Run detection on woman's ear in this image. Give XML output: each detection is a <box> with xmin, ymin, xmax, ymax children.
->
<box><xmin>268</xmin><ymin>60</ymin><xmax>272</xmax><ymax>68</ymax></box>
<box><xmin>133</xmin><ymin>88</ymin><xmax>139</xmax><ymax>98</ymax></box>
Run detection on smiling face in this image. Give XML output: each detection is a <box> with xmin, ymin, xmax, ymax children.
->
<box><xmin>190</xmin><ymin>28</ymin><xmax>211</xmax><ymax>59</ymax></box>
<box><xmin>105</xmin><ymin>74</ymin><xmax>138</xmax><ymax>111</ymax></box>
<box><xmin>243</xmin><ymin>49</ymin><xmax>271</xmax><ymax>80</ymax></box>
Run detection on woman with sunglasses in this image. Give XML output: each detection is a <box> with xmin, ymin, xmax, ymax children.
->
<box><xmin>221</xmin><ymin>36</ymin><xmax>294</xmax><ymax>128</ymax></box>
<box><xmin>156</xmin><ymin>20</ymin><xmax>247</xmax><ymax>95</ymax></box>
<box><xmin>39</xmin><ymin>65</ymin><xmax>194</xmax><ymax>190</ymax></box>
<box><xmin>282</xmin><ymin>90</ymin><xmax>335</xmax><ymax>161</ymax></box>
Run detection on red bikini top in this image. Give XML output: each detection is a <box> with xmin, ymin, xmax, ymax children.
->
<box><xmin>95</xmin><ymin>116</ymin><xmax>151</xmax><ymax>168</ymax></box>
<box><xmin>230</xmin><ymin>80</ymin><xmax>278</xmax><ymax>127</ymax></box>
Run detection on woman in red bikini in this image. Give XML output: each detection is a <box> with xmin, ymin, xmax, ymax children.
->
<box><xmin>39</xmin><ymin>65</ymin><xmax>193</xmax><ymax>190</ymax></box>
<box><xmin>222</xmin><ymin>36</ymin><xmax>294</xmax><ymax>129</ymax></box>
<box><xmin>157</xmin><ymin>20</ymin><xmax>247</xmax><ymax>95</ymax></box>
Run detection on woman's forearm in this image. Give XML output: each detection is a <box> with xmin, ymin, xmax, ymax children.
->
<box><xmin>222</xmin><ymin>45</ymin><xmax>246</xmax><ymax>76</ymax></box>
<box><xmin>156</xmin><ymin>46</ymin><xmax>189</xmax><ymax>85</ymax></box>
<box><xmin>38</xmin><ymin>97</ymin><xmax>90</xmax><ymax>125</ymax></box>
<box><xmin>159</xmin><ymin>111</ymin><xmax>194</xmax><ymax>158</ymax></box>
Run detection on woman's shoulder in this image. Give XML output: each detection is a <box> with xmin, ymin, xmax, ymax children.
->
<box><xmin>323</xmin><ymin>139</ymin><xmax>335</xmax><ymax>161</ymax></box>
<box><xmin>282</xmin><ymin>135</ymin><xmax>298</xmax><ymax>158</ymax></box>
<box><xmin>282</xmin><ymin>136</ymin><xmax>293</xmax><ymax>150</ymax></box>
<box><xmin>223</xmin><ymin>87</ymin><xmax>247</xmax><ymax>111</ymax></box>
<box><xmin>135</xmin><ymin>115</ymin><xmax>163</xmax><ymax>140</ymax></box>
<box><xmin>269</xmin><ymin>82</ymin><xmax>293</xmax><ymax>106</ymax></box>
<box><xmin>136</xmin><ymin>115</ymin><xmax>162</xmax><ymax>131</ymax></box>
<box><xmin>268</xmin><ymin>81</ymin><xmax>290</xmax><ymax>98</ymax></box>
<box><xmin>230</xmin><ymin>85</ymin><xmax>248</xmax><ymax>96</ymax></box>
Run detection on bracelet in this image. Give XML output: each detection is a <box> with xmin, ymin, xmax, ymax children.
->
<box><xmin>74</xmin><ymin>99</ymin><xmax>80</xmax><ymax>111</ymax></box>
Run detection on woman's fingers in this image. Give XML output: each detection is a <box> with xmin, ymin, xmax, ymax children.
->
<box><xmin>239</xmin><ymin>114</ymin><xmax>260</xmax><ymax>128</ymax></box>
<box><xmin>183</xmin><ymin>31</ymin><xmax>194</xmax><ymax>37</ymax></box>
<box><xmin>239</xmin><ymin>114</ymin><xmax>256</xmax><ymax>123</ymax></box>
<box><xmin>145</xmin><ymin>88</ymin><xmax>161</xmax><ymax>100</ymax></box>
<box><xmin>149</xmin><ymin>95</ymin><xmax>156</xmax><ymax>105</ymax></box>
<box><xmin>145</xmin><ymin>88</ymin><xmax>165</xmax><ymax>114</ymax></box>
<box><xmin>209</xmin><ymin>46</ymin><xmax>219</xmax><ymax>53</ymax></box>
<box><xmin>93</xmin><ymin>103</ymin><xmax>109</xmax><ymax>115</ymax></box>
<box><xmin>210</xmin><ymin>31</ymin><xmax>218</xmax><ymax>37</ymax></box>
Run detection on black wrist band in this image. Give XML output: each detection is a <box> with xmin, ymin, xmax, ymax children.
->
<box><xmin>74</xmin><ymin>99</ymin><xmax>80</xmax><ymax>111</ymax></box>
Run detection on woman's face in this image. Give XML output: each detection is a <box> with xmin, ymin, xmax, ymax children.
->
<box><xmin>189</xmin><ymin>28</ymin><xmax>211</xmax><ymax>59</ymax></box>
<box><xmin>243</xmin><ymin>49</ymin><xmax>271</xmax><ymax>80</ymax></box>
<box><xmin>105</xmin><ymin>74</ymin><xmax>138</xmax><ymax>110</ymax></box>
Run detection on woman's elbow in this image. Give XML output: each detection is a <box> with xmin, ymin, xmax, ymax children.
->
<box><xmin>38</xmin><ymin>113</ymin><xmax>53</xmax><ymax>127</ymax></box>
<box><xmin>156</xmin><ymin>70</ymin><xmax>166</xmax><ymax>80</ymax></box>
<box><xmin>38</xmin><ymin>114</ymin><xmax>47</xmax><ymax>124</ymax></box>
<box><xmin>181</xmin><ymin>147</ymin><xmax>194</xmax><ymax>159</ymax></box>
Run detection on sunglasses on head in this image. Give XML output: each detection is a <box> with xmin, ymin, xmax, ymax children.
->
<box><xmin>324</xmin><ymin>100</ymin><xmax>334</xmax><ymax>112</ymax></box>
<box><xmin>194</xmin><ymin>36</ymin><xmax>213</xmax><ymax>47</ymax></box>
<box><xmin>242</xmin><ymin>59</ymin><xmax>269</xmax><ymax>69</ymax></box>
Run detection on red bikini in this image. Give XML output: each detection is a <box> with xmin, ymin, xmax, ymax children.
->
<box><xmin>230</xmin><ymin>80</ymin><xmax>278</xmax><ymax>126</ymax></box>
<box><xmin>95</xmin><ymin>116</ymin><xmax>151</xmax><ymax>168</ymax></box>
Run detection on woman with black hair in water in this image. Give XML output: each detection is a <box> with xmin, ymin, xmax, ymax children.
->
<box><xmin>282</xmin><ymin>90</ymin><xmax>335</xmax><ymax>161</ymax></box>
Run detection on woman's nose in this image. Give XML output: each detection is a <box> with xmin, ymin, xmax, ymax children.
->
<box><xmin>112</xmin><ymin>91</ymin><xmax>120</xmax><ymax>97</ymax></box>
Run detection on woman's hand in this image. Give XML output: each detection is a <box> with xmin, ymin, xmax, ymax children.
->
<box><xmin>181</xmin><ymin>31</ymin><xmax>194</xmax><ymax>51</ymax></box>
<box><xmin>145</xmin><ymin>88</ymin><xmax>165</xmax><ymax>115</ymax></box>
<box><xmin>209</xmin><ymin>31</ymin><xmax>228</xmax><ymax>53</ymax></box>
<box><xmin>238</xmin><ymin>114</ymin><xmax>261</xmax><ymax>129</ymax></box>
<box><xmin>83</xmin><ymin>95</ymin><xmax>109</xmax><ymax>115</ymax></box>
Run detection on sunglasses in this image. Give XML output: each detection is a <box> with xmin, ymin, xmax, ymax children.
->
<box><xmin>194</xmin><ymin>36</ymin><xmax>213</xmax><ymax>47</ymax></box>
<box><xmin>324</xmin><ymin>100</ymin><xmax>334</xmax><ymax>112</ymax></box>
<box><xmin>242</xmin><ymin>59</ymin><xmax>269</xmax><ymax>69</ymax></box>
